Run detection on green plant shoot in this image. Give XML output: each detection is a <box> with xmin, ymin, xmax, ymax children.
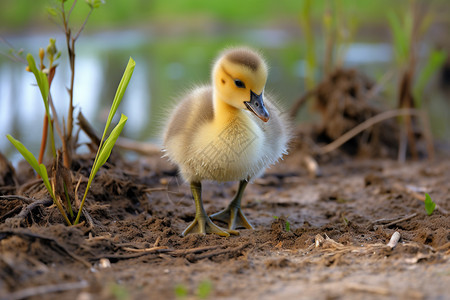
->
<box><xmin>6</xmin><ymin>135</ymin><xmax>72</xmax><ymax>225</ymax></box>
<box><xmin>388</xmin><ymin>11</ymin><xmax>412</xmax><ymax>66</ymax></box>
<box><xmin>414</xmin><ymin>49</ymin><xmax>447</xmax><ymax>106</ymax></box>
<box><xmin>74</xmin><ymin>114</ymin><xmax>127</xmax><ymax>224</ymax></box>
<box><xmin>197</xmin><ymin>280</ymin><xmax>213</xmax><ymax>299</ymax></box>
<box><xmin>108</xmin><ymin>283</ymin><xmax>130</xmax><ymax>300</ymax></box>
<box><xmin>299</xmin><ymin>0</ymin><xmax>317</xmax><ymax>89</ymax></box>
<box><xmin>285</xmin><ymin>220</ymin><xmax>291</xmax><ymax>232</ymax></box>
<box><xmin>424</xmin><ymin>193</ymin><xmax>436</xmax><ymax>216</ymax></box>
<box><xmin>74</xmin><ymin>57</ymin><xmax>135</xmax><ymax>224</ymax></box>
<box><xmin>273</xmin><ymin>216</ymin><xmax>290</xmax><ymax>231</ymax></box>
<box><xmin>174</xmin><ymin>284</ymin><xmax>188</xmax><ymax>299</ymax></box>
<box><xmin>26</xmin><ymin>53</ymin><xmax>56</xmax><ymax>157</ymax></box>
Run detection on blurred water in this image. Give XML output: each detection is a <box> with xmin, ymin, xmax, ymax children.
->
<box><xmin>1</xmin><ymin>30</ymin><xmax>448</xmax><ymax>163</ymax></box>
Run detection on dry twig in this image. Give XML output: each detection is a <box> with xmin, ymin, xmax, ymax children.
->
<box><xmin>153</xmin><ymin>236</ymin><xmax>161</xmax><ymax>247</ymax></box>
<box><xmin>170</xmin><ymin>245</ymin><xmax>222</xmax><ymax>256</ymax></box>
<box><xmin>116</xmin><ymin>137</ymin><xmax>162</xmax><ymax>156</ymax></box>
<box><xmin>0</xmin><ymin>195</ymin><xmax>34</xmax><ymax>204</ymax></box>
<box><xmin>320</xmin><ymin>108</ymin><xmax>432</xmax><ymax>156</ymax></box>
<box><xmin>384</xmin><ymin>214</ymin><xmax>417</xmax><ymax>227</ymax></box>
<box><xmin>345</xmin><ymin>282</ymin><xmax>390</xmax><ymax>296</ymax></box>
<box><xmin>122</xmin><ymin>246</ymin><xmax>169</xmax><ymax>253</ymax></box>
<box><xmin>96</xmin><ymin>244</ymin><xmax>246</xmax><ymax>262</ymax></box>
<box><xmin>3</xmin><ymin>198</ymin><xmax>53</xmax><ymax>226</ymax></box>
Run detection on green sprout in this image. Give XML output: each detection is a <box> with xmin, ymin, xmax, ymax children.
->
<box><xmin>413</xmin><ymin>49</ymin><xmax>447</xmax><ymax>107</ymax></box>
<box><xmin>341</xmin><ymin>214</ymin><xmax>349</xmax><ymax>227</ymax></box>
<box><xmin>273</xmin><ymin>216</ymin><xmax>290</xmax><ymax>232</ymax></box>
<box><xmin>26</xmin><ymin>53</ymin><xmax>56</xmax><ymax>158</ymax></box>
<box><xmin>424</xmin><ymin>193</ymin><xmax>436</xmax><ymax>216</ymax></box>
<box><xmin>388</xmin><ymin>10</ymin><xmax>413</xmax><ymax>67</ymax></box>
<box><xmin>299</xmin><ymin>0</ymin><xmax>317</xmax><ymax>89</ymax></box>
<box><xmin>174</xmin><ymin>284</ymin><xmax>188</xmax><ymax>299</ymax></box>
<box><xmin>74</xmin><ymin>57</ymin><xmax>135</xmax><ymax>224</ymax></box>
<box><xmin>285</xmin><ymin>220</ymin><xmax>291</xmax><ymax>232</ymax></box>
<box><xmin>197</xmin><ymin>280</ymin><xmax>213</xmax><ymax>299</ymax></box>
<box><xmin>108</xmin><ymin>283</ymin><xmax>130</xmax><ymax>300</ymax></box>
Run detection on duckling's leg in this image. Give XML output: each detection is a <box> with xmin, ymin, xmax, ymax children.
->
<box><xmin>210</xmin><ymin>180</ymin><xmax>254</xmax><ymax>230</ymax></box>
<box><xmin>182</xmin><ymin>181</ymin><xmax>239</xmax><ymax>237</ymax></box>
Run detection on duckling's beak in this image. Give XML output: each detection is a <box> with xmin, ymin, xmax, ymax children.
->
<box><xmin>244</xmin><ymin>90</ymin><xmax>270</xmax><ymax>122</ymax></box>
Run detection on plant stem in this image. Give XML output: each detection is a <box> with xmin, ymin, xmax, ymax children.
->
<box><xmin>61</xmin><ymin>2</ymin><xmax>75</xmax><ymax>168</ymax></box>
<box><xmin>50</xmin><ymin>185</ymin><xmax>72</xmax><ymax>226</ymax></box>
<box><xmin>74</xmin><ymin>139</ymin><xmax>104</xmax><ymax>225</ymax></box>
<box><xmin>61</xmin><ymin>1</ymin><xmax>93</xmax><ymax>169</ymax></box>
<box><xmin>67</xmin><ymin>0</ymin><xmax>78</xmax><ymax>23</ymax></box>
<box><xmin>74</xmin><ymin>8</ymin><xmax>93</xmax><ymax>41</ymax></box>
<box><xmin>38</xmin><ymin>115</ymin><xmax>48</xmax><ymax>167</ymax></box>
<box><xmin>300</xmin><ymin>0</ymin><xmax>317</xmax><ymax>89</ymax></box>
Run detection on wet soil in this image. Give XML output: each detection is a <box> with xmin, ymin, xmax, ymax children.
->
<box><xmin>0</xmin><ymin>147</ymin><xmax>449</xmax><ymax>300</ymax></box>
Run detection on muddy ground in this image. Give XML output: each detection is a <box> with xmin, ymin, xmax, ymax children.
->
<box><xmin>0</xmin><ymin>143</ymin><xmax>449</xmax><ymax>300</ymax></box>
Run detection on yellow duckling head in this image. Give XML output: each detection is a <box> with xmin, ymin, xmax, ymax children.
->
<box><xmin>212</xmin><ymin>47</ymin><xmax>270</xmax><ymax>122</ymax></box>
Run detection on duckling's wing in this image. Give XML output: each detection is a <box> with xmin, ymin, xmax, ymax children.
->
<box><xmin>163</xmin><ymin>86</ymin><xmax>214</xmax><ymax>162</ymax></box>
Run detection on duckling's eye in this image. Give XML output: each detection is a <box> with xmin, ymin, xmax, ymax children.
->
<box><xmin>234</xmin><ymin>79</ymin><xmax>246</xmax><ymax>88</ymax></box>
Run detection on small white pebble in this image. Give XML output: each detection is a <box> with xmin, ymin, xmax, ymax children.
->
<box><xmin>99</xmin><ymin>258</ymin><xmax>111</xmax><ymax>269</ymax></box>
<box><xmin>76</xmin><ymin>292</ymin><xmax>93</xmax><ymax>300</ymax></box>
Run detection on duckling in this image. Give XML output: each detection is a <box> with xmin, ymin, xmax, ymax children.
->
<box><xmin>163</xmin><ymin>47</ymin><xmax>291</xmax><ymax>237</ymax></box>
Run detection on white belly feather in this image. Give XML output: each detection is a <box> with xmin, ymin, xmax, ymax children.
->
<box><xmin>186</xmin><ymin>114</ymin><xmax>266</xmax><ymax>182</ymax></box>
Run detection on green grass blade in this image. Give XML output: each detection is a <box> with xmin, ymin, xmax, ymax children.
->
<box><xmin>197</xmin><ymin>280</ymin><xmax>213</xmax><ymax>299</ymax></box>
<box><xmin>39</xmin><ymin>164</ymin><xmax>54</xmax><ymax>197</ymax></box>
<box><xmin>26</xmin><ymin>54</ymin><xmax>49</xmax><ymax>103</ymax></box>
<box><xmin>101</xmin><ymin>57</ymin><xmax>135</xmax><ymax>141</ymax></box>
<box><xmin>387</xmin><ymin>11</ymin><xmax>409</xmax><ymax>65</ymax></box>
<box><xmin>299</xmin><ymin>0</ymin><xmax>316</xmax><ymax>89</ymax></box>
<box><xmin>74</xmin><ymin>58</ymin><xmax>134</xmax><ymax>225</ymax></box>
<box><xmin>285</xmin><ymin>221</ymin><xmax>290</xmax><ymax>232</ymax></box>
<box><xmin>7</xmin><ymin>134</ymin><xmax>41</xmax><ymax>175</ymax></box>
<box><xmin>424</xmin><ymin>193</ymin><xmax>436</xmax><ymax>216</ymax></box>
<box><xmin>74</xmin><ymin>114</ymin><xmax>128</xmax><ymax>225</ymax></box>
<box><xmin>26</xmin><ymin>53</ymin><xmax>56</xmax><ymax>157</ymax></box>
<box><xmin>414</xmin><ymin>50</ymin><xmax>447</xmax><ymax>106</ymax></box>
<box><xmin>93</xmin><ymin>114</ymin><xmax>128</xmax><ymax>175</ymax></box>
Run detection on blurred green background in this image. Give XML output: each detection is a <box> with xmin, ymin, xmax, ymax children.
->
<box><xmin>1</xmin><ymin>0</ymin><xmax>449</xmax><ymax>160</ymax></box>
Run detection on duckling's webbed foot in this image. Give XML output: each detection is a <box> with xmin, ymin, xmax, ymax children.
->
<box><xmin>182</xmin><ymin>181</ymin><xmax>239</xmax><ymax>237</ymax></box>
<box><xmin>210</xmin><ymin>206</ymin><xmax>254</xmax><ymax>230</ymax></box>
<box><xmin>181</xmin><ymin>215</ymin><xmax>238</xmax><ymax>237</ymax></box>
<box><xmin>210</xmin><ymin>180</ymin><xmax>254</xmax><ymax>230</ymax></box>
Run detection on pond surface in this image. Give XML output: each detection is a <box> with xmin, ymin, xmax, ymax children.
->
<box><xmin>1</xmin><ymin>30</ymin><xmax>448</xmax><ymax>163</ymax></box>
